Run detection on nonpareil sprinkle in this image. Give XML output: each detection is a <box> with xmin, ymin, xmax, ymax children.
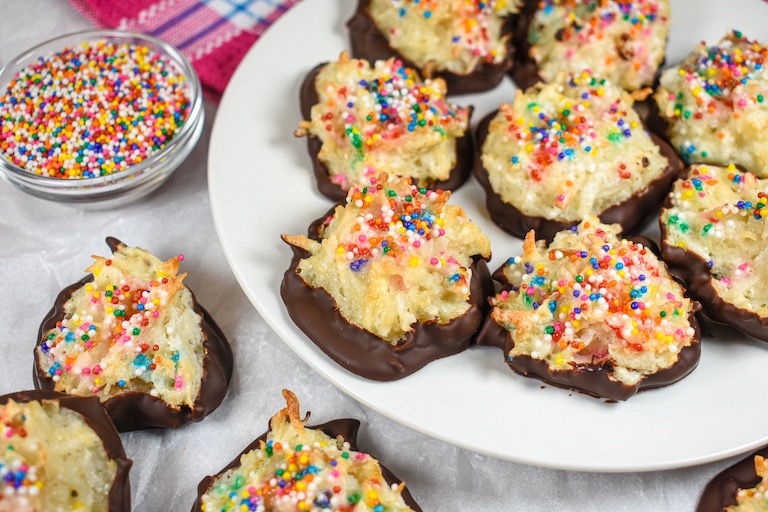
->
<box><xmin>0</xmin><ymin>40</ymin><xmax>190</xmax><ymax>179</ymax></box>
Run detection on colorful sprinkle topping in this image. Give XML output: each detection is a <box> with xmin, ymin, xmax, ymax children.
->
<box><xmin>533</xmin><ymin>0</ymin><xmax>664</xmax><ymax>40</ymax></box>
<box><xmin>663</xmin><ymin>164</ymin><xmax>768</xmax><ymax>307</ymax></box>
<box><xmin>201</xmin><ymin>391</ymin><xmax>414</xmax><ymax>512</ymax></box>
<box><xmin>0</xmin><ymin>399</ymin><xmax>117</xmax><ymax>511</ymax></box>
<box><xmin>286</xmin><ymin>173</ymin><xmax>490</xmax><ymax>342</ymax></box>
<box><xmin>0</xmin><ymin>40</ymin><xmax>190</xmax><ymax>179</ymax></box>
<box><xmin>483</xmin><ymin>70</ymin><xmax>666</xmax><ymax>220</ymax></box>
<box><xmin>528</xmin><ymin>0</ymin><xmax>669</xmax><ymax>91</ymax></box>
<box><xmin>386</xmin><ymin>0</ymin><xmax>515</xmax><ymax>62</ymax></box>
<box><xmin>491</xmin><ymin>218</ymin><xmax>695</xmax><ymax>382</ymax></box>
<box><xmin>656</xmin><ymin>31</ymin><xmax>768</xmax><ymax>164</ymax></box>
<box><xmin>668</xmin><ymin>31</ymin><xmax>766</xmax><ymax>110</ymax></box>
<box><xmin>302</xmin><ymin>54</ymin><xmax>468</xmax><ymax>189</ymax></box>
<box><xmin>1</xmin><ymin>407</ymin><xmax>42</xmax><ymax>506</ymax></box>
<box><xmin>37</xmin><ymin>244</ymin><xmax>202</xmax><ymax>406</ymax></box>
<box><xmin>506</xmin><ymin>72</ymin><xmax>639</xmax><ymax>176</ymax></box>
<box><xmin>339</xmin><ymin>175</ymin><xmax>467</xmax><ymax>280</ymax></box>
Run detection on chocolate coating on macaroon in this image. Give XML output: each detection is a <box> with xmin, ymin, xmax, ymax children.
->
<box><xmin>477</xmin><ymin>316</ymin><xmax>700</xmax><ymax>401</ymax></box>
<box><xmin>508</xmin><ymin>0</ymin><xmax>544</xmax><ymax>90</ymax></box>
<box><xmin>477</xmin><ymin>231</ymin><xmax>701</xmax><ymax>401</ymax></box>
<box><xmin>0</xmin><ymin>390</ymin><xmax>132</xmax><ymax>512</ymax></box>
<box><xmin>697</xmin><ymin>447</ymin><xmax>768</xmax><ymax>512</ymax></box>
<box><xmin>299</xmin><ymin>62</ymin><xmax>475</xmax><ymax>202</ymax></box>
<box><xmin>509</xmin><ymin>0</ymin><xmax>669</xmax><ymax>91</ymax></box>
<box><xmin>660</xmin><ymin>184</ymin><xmax>768</xmax><ymax>344</ymax></box>
<box><xmin>473</xmin><ymin>110</ymin><xmax>684</xmax><ymax>242</ymax></box>
<box><xmin>281</xmin><ymin>206</ymin><xmax>494</xmax><ymax>381</ymax></box>
<box><xmin>192</xmin><ymin>418</ymin><xmax>422</xmax><ymax>512</ymax></box>
<box><xmin>347</xmin><ymin>0</ymin><xmax>515</xmax><ymax>96</ymax></box>
<box><xmin>34</xmin><ymin>237</ymin><xmax>233</xmax><ymax>432</ymax></box>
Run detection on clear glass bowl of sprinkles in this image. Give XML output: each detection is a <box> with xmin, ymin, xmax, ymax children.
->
<box><xmin>0</xmin><ymin>30</ymin><xmax>204</xmax><ymax>208</ymax></box>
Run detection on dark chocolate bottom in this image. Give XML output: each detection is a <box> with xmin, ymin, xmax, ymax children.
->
<box><xmin>192</xmin><ymin>418</ymin><xmax>422</xmax><ymax>512</ymax></box>
<box><xmin>299</xmin><ymin>62</ymin><xmax>475</xmax><ymax>203</ymax></box>
<box><xmin>0</xmin><ymin>390</ymin><xmax>132</xmax><ymax>512</ymax></box>
<box><xmin>477</xmin><ymin>310</ymin><xmax>701</xmax><ymax>401</ymax></box>
<box><xmin>660</xmin><ymin>191</ymin><xmax>768</xmax><ymax>343</ymax></box>
<box><xmin>34</xmin><ymin>237</ymin><xmax>234</xmax><ymax>432</ymax></box>
<box><xmin>282</xmin><ymin>245</ymin><xmax>493</xmax><ymax>380</ymax></box>
<box><xmin>697</xmin><ymin>447</ymin><xmax>768</xmax><ymax>512</ymax></box>
<box><xmin>473</xmin><ymin>110</ymin><xmax>685</xmax><ymax>242</ymax></box>
<box><xmin>509</xmin><ymin>0</ymin><xmax>667</xmax><ymax>94</ymax></box>
<box><xmin>346</xmin><ymin>0</ymin><xmax>513</xmax><ymax>96</ymax></box>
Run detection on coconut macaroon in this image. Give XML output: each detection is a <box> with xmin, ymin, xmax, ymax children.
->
<box><xmin>654</xmin><ymin>31</ymin><xmax>768</xmax><ymax>172</ymax></box>
<box><xmin>727</xmin><ymin>457</ymin><xmax>768</xmax><ymax>512</ymax></box>
<box><xmin>475</xmin><ymin>70</ymin><xmax>682</xmax><ymax>242</ymax></box>
<box><xmin>34</xmin><ymin>238</ymin><xmax>233</xmax><ymax>431</ymax></box>
<box><xmin>348</xmin><ymin>0</ymin><xmax>520</xmax><ymax>94</ymax></box>
<box><xmin>698</xmin><ymin>449</ymin><xmax>768</xmax><ymax>512</ymax></box>
<box><xmin>193</xmin><ymin>390</ymin><xmax>420</xmax><ymax>512</ymax></box>
<box><xmin>0</xmin><ymin>391</ymin><xmax>131</xmax><ymax>512</ymax></box>
<box><xmin>477</xmin><ymin>217</ymin><xmax>700</xmax><ymax>401</ymax></box>
<box><xmin>513</xmin><ymin>0</ymin><xmax>671</xmax><ymax>91</ymax></box>
<box><xmin>281</xmin><ymin>173</ymin><xmax>492</xmax><ymax>380</ymax></box>
<box><xmin>660</xmin><ymin>164</ymin><xmax>768</xmax><ymax>342</ymax></box>
<box><xmin>297</xmin><ymin>53</ymin><xmax>472</xmax><ymax>202</ymax></box>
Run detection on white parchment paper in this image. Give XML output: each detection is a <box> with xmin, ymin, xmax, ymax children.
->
<box><xmin>0</xmin><ymin>1</ymin><xmax>744</xmax><ymax>510</ymax></box>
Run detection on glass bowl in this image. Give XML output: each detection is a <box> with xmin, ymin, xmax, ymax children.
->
<box><xmin>0</xmin><ymin>30</ymin><xmax>204</xmax><ymax>209</ymax></box>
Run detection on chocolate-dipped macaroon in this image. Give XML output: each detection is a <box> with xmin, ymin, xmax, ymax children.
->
<box><xmin>511</xmin><ymin>0</ymin><xmax>671</xmax><ymax>91</ymax></box>
<box><xmin>654</xmin><ymin>31</ymin><xmax>768</xmax><ymax>172</ymax></box>
<box><xmin>347</xmin><ymin>0</ymin><xmax>519</xmax><ymax>95</ymax></box>
<box><xmin>0</xmin><ymin>390</ymin><xmax>131</xmax><ymax>512</ymax></box>
<box><xmin>697</xmin><ymin>447</ymin><xmax>768</xmax><ymax>512</ymax></box>
<box><xmin>660</xmin><ymin>164</ymin><xmax>768</xmax><ymax>342</ymax></box>
<box><xmin>193</xmin><ymin>390</ymin><xmax>422</xmax><ymax>512</ymax></box>
<box><xmin>296</xmin><ymin>52</ymin><xmax>473</xmax><ymax>203</ymax></box>
<box><xmin>478</xmin><ymin>217</ymin><xmax>701</xmax><ymax>401</ymax></box>
<box><xmin>474</xmin><ymin>70</ymin><xmax>683</xmax><ymax>242</ymax></box>
<box><xmin>35</xmin><ymin>237</ymin><xmax>233</xmax><ymax>432</ymax></box>
<box><xmin>281</xmin><ymin>173</ymin><xmax>493</xmax><ymax>381</ymax></box>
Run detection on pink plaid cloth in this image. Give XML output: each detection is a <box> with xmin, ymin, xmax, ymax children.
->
<box><xmin>69</xmin><ymin>0</ymin><xmax>300</xmax><ymax>102</ymax></box>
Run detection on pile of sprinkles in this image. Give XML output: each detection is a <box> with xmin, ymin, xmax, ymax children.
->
<box><xmin>661</xmin><ymin>31</ymin><xmax>768</xmax><ymax>161</ymax></box>
<box><xmin>317</xmin><ymin>56</ymin><xmax>467</xmax><ymax>160</ymax></box>
<box><xmin>38</xmin><ymin>252</ymin><xmax>188</xmax><ymax>398</ymax></box>
<box><xmin>0</xmin><ymin>408</ymin><xmax>42</xmax><ymax>506</ymax></box>
<box><xmin>664</xmin><ymin>164</ymin><xmax>768</xmax><ymax>287</ymax></box>
<box><xmin>504</xmin><ymin>71</ymin><xmax>640</xmax><ymax>182</ymax></box>
<box><xmin>386</xmin><ymin>0</ymin><xmax>513</xmax><ymax>62</ymax></box>
<box><xmin>0</xmin><ymin>39</ymin><xmax>190</xmax><ymax>179</ymax></box>
<box><xmin>497</xmin><ymin>220</ymin><xmax>693</xmax><ymax>364</ymax></box>
<box><xmin>336</xmin><ymin>174</ymin><xmax>470</xmax><ymax>293</ymax></box>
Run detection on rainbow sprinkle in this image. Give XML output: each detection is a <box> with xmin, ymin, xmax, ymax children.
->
<box><xmin>312</xmin><ymin>56</ymin><xmax>467</xmax><ymax>170</ymax></box>
<box><xmin>659</xmin><ymin>31</ymin><xmax>767</xmax><ymax>162</ymax></box>
<box><xmin>1</xmin><ymin>406</ymin><xmax>42</xmax><ymax>507</ymax></box>
<box><xmin>0</xmin><ymin>40</ymin><xmax>190</xmax><ymax>179</ymax></box>
<box><xmin>664</xmin><ymin>164</ymin><xmax>768</xmax><ymax>286</ymax></box>
<box><xmin>532</xmin><ymin>0</ymin><xmax>664</xmax><ymax>42</ymax></box>
<box><xmin>38</xmin><ymin>249</ymin><xmax>191</xmax><ymax>401</ymax></box>
<box><xmin>505</xmin><ymin>71</ymin><xmax>640</xmax><ymax>182</ymax></box>
<box><xmin>389</xmin><ymin>0</ymin><xmax>512</xmax><ymax>62</ymax></box>
<box><xmin>336</xmin><ymin>174</ymin><xmax>470</xmax><ymax>292</ymax></box>
<box><xmin>494</xmin><ymin>220</ymin><xmax>694</xmax><ymax>363</ymax></box>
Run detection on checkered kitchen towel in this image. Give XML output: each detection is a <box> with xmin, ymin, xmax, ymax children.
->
<box><xmin>69</xmin><ymin>0</ymin><xmax>301</xmax><ymax>101</ymax></box>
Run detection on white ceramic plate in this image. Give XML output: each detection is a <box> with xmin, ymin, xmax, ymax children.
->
<box><xmin>209</xmin><ymin>0</ymin><xmax>768</xmax><ymax>471</ymax></box>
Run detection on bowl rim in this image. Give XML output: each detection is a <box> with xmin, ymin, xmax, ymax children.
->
<box><xmin>0</xmin><ymin>29</ymin><xmax>203</xmax><ymax>188</ymax></box>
